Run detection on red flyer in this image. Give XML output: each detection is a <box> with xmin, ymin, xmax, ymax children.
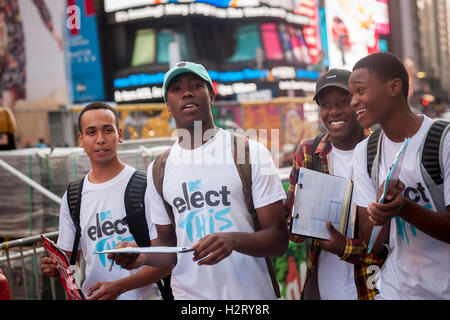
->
<box><xmin>41</xmin><ymin>235</ymin><xmax>85</xmax><ymax>300</ymax></box>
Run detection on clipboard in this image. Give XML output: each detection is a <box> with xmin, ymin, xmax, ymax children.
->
<box><xmin>367</xmin><ymin>137</ymin><xmax>410</xmax><ymax>253</ymax></box>
<box><xmin>290</xmin><ymin>167</ymin><xmax>353</xmax><ymax>240</ymax></box>
<box><xmin>95</xmin><ymin>246</ymin><xmax>194</xmax><ymax>255</ymax></box>
<box><xmin>40</xmin><ymin>235</ymin><xmax>85</xmax><ymax>300</ymax></box>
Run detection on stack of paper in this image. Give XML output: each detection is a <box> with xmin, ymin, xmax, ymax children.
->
<box><xmin>290</xmin><ymin>167</ymin><xmax>353</xmax><ymax>240</ymax></box>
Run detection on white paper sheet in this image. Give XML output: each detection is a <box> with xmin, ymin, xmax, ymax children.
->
<box><xmin>95</xmin><ymin>246</ymin><xmax>194</xmax><ymax>254</ymax></box>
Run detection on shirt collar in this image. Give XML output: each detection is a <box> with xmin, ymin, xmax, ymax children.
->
<box><xmin>315</xmin><ymin>129</ymin><xmax>371</xmax><ymax>158</ymax></box>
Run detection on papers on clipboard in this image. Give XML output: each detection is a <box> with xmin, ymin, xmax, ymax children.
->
<box><xmin>367</xmin><ymin>137</ymin><xmax>410</xmax><ymax>254</ymax></box>
<box><xmin>290</xmin><ymin>167</ymin><xmax>353</xmax><ymax>240</ymax></box>
<box><xmin>95</xmin><ymin>246</ymin><xmax>194</xmax><ymax>255</ymax></box>
<box><xmin>40</xmin><ymin>235</ymin><xmax>85</xmax><ymax>300</ymax></box>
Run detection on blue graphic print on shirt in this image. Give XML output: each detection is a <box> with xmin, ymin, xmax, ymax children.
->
<box><xmin>87</xmin><ymin>209</ymin><xmax>134</xmax><ymax>269</ymax></box>
<box><xmin>174</xmin><ymin>180</ymin><xmax>234</xmax><ymax>243</ymax></box>
<box><xmin>396</xmin><ymin>182</ymin><xmax>434</xmax><ymax>246</ymax></box>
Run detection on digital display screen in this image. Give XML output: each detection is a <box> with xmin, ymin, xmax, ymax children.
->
<box><xmin>324</xmin><ymin>0</ymin><xmax>390</xmax><ymax>69</ymax></box>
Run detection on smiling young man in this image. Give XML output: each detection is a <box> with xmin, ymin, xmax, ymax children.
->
<box><xmin>41</xmin><ymin>102</ymin><xmax>172</xmax><ymax>300</ymax></box>
<box><xmin>285</xmin><ymin>69</ymin><xmax>386</xmax><ymax>300</ymax></box>
<box><xmin>110</xmin><ymin>61</ymin><xmax>288</xmax><ymax>300</ymax></box>
<box><xmin>349</xmin><ymin>52</ymin><xmax>450</xmax><ymax>299</ymax></box>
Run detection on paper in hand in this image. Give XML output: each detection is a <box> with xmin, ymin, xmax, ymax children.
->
<box><xmin>367</xmin><ymin>138</ymin><xmax>409</xmax><ymax>254</ymax></box>
<box><xmin>95</xmin><ymin>246</ymin><xmax>194</xmax><ymax>254</ymax></box>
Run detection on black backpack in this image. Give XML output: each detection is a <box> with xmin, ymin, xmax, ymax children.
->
<box><xmin>366</xmin><ymin>120</ymin><xmax>449</xmax><ymax>213</ymax></box>
<box><xmin>66</xmin><ymin>170</ymin><xmax>173</xmax><ymax>300</ymax></box>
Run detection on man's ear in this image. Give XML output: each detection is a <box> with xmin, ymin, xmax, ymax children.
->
<box><xmin>117</xmin><ymin>128</ymin><xmax>123</xmax><ymax>143</ymax></box>
<box><xmin>78</xmin><ymin>132</ymin><xmax>83</xmax><ymax>148</ymax></box>
<box><xmin>165</xmin><ymin>101</ymin><xmax>172</xmax><ymax>114</ymax></box>
<box><xmin>389</xmin><ymin>78</ymin><xmax>403</xmax><ymax>98</ymax></box>
<box><xmin>209</xmin><ymin>88</ymin><xmax>216</xmax><ymax>104</ymax></box>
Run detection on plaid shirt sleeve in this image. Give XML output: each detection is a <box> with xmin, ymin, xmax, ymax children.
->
<box><xmin>340</xmin><ymin>238</ymin><xmax>386</xmax><ymax>265</ymax></box>
<box><xmin>285</xmin><ymin>140</ymin><xmax>314</xmax><ymax>243</ymax></box>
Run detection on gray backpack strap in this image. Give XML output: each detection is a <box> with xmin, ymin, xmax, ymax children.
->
<box><xmin>230</xmin><ymin>132</ymin><xmax>281</xmax><ymax>299</ymax></box>
<box><xmin>366</xmin><ymin>127</ymin><xmax>383</xmax><ymax>189</ymax></box>
<box><xmin>419</xmin><ymin>120</ymin><xmax>449</xmax><ymax>213</ymax></box>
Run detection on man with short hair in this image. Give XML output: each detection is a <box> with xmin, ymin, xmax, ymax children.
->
<box><xmin>349</xmin><ymin>52</ymin><xmax>450</xmax><ymax>299</ymax></box>
<box><xmin>110</xmin><ymin>61</ymin><xmax>289</xmax><ymax>300</ymax></box>
<box><xmin>285</xmin><ymin>69</ymin><xmax>385</xmax><ymax>300</ymax></box>
<box><xmin>41</xmin><ymin>101</ymin><xmax>172</xmax><ymax>300</ymax></box>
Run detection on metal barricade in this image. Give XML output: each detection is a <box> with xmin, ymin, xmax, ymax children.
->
<box><xmin>0</xmin><ymin>231</ymin><xmax>63</xmax><ymax>300</ymax></box>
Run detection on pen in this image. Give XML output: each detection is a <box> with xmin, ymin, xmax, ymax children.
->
<box><xmin>109</xmin><ymin>239</ymin><xmax>121</xmax><ymax>271</ymax></box>
<box><xmin>109</xmin><ymin>258</ymin><xmax>114</xmax><ymax>272</ymax></box>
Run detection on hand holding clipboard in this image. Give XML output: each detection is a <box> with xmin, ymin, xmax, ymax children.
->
<box><xmin>367</xmin><ymin>138</ymin><xmax>409</xmax><ymax>254</ymax></box>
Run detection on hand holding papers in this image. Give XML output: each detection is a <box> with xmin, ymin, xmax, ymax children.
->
<box><xmin>40</xmin><ymin>235</ymin><xmax>85</xmax><ymax>300</ymax></box>
<box><xmin>290</xmin><ymin>167</ymin><xmax>353</xmax><ymax>240</ymax></box>
<box><xmin>367</xmin><ymin>138</ymin><xmax>409</xmax><ymax>254</ymax></box>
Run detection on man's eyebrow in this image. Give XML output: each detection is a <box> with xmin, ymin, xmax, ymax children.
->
<box><xmin>349</xmin><ymin>79</ymin><xmax>366</xmax><ymax>85</ymax></box>
<box><xmin>84</xmin><ymin>124</ymin><xmax>114</xmax><ymax>131</ymax></box>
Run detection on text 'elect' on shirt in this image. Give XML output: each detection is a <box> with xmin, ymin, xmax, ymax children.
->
<box><xmin>57</xmin><ymin>165</ymin><xmax>160</xmax><ymax>300</ymax></box>
<box><xmin>147</xmin><ymin>129</ymin><xmax>286</xmax><ymax>300</ymax></box>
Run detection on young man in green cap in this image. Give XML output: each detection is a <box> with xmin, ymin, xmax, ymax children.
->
<box><xmin>110</xmin><ymin>61</ymin><xmax>289</xmax><ymax>300</ymax></box>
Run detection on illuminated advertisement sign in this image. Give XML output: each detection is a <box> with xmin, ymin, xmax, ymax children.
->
<box><xmin>113</xmin><ymin>66</ymin><xmax>319</xmax><ymax>103</ymax></box>
<box><xmin>65</xmin><ymin>0</ymin><xmax>105</xmax><ymax>103</ymax></box>
<box><xmin>325</xmin><ymin>0</ymin><xmax>390</xmax><ymax>69</ymax></box>
<box><xmin>294</xmin><ymin>0</ymin><xmax>321</xmax><ymax>65</ymax></box>
<box><xmin>104</xmin><ymin>0</ymin><xmax>310</xmax><ymax>25</ymax></box>
<box><xmin>105</xmin><ymin>0</ymin><xmax>302</xmax><ymax>12</ymax></box>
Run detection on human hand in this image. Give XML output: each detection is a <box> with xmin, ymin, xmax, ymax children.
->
<box><xmin>107</xmin><ymin>241</ymin><xmax>144</xmax><ymax>270</ymax></box>
<box><xmin>192</xmin><ymin>233</ymin><xmax>236</xmax><ymax>265</ymax></box>
<box><xmin>40</xmin><ymin>256</ymin><xmax>59</xmax><ymax>278</ymax></box>
<box><xmin>376</xmin><ymin>179</ymin><xmax>405</xmax><ymax>203</ymax></box>
<box><xmin>369</xmin><ymin>180</ymin><xmax>405</xmax><ymax>225</ymax></box>
<box><xmin>87</xmin><ymin>281</ymin><xmax>124</xmax><ymax>300</ymax></box>
<box><xmin>318</xmin><ymin>221</ymin><xmax>346</xmax><ymax>257</ymax></box>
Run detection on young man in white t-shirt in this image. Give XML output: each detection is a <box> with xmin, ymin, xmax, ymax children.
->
<box><xmin>40</xmin><ymin>102</ymin><xmax>172</xmax><ymax>300</ymax></box>
<box><xmin>285</xmin><ymin>69</ymin><xmax>385</xmax><ymax>300</ymax></box>
<box><xmin>110</xmin><ymin>61</ymin><xmax>289</xmax><ymax>300</ymax></box>
<box><xmin>349</xmin><ymin>52</ymin><xmax>450</xmax><ymax>299</ymax></box>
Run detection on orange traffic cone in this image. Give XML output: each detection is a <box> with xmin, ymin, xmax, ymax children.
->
<box><xmin>0</xmin><ymin>267</ymin><xmax>11</xmax><ymax>300</ymax></box>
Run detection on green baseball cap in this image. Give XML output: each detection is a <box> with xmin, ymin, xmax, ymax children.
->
<box><xmin>163</xmin><ymin>61</ymin><xmax>214</xmax><ymax>102</ymax></box>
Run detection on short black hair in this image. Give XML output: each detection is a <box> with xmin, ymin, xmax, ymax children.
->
<box><xmin>353</xmin><ymin>52</ymin><xmax>409</xmax><ymax>99</ymax></box>
<box><xmin>78</xmin><ymin>101</ymin><xmax>119</xmax><ymax>133</ymax></box>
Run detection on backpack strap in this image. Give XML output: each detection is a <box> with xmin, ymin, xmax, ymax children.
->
<box><xmin>420</xmin><ymin>120</ymin><xmax>449</xmax><ymax>213</ymax></box>
<box><xmin>366</xmin><ymin>127</ymin><xmax>383</xmax><ymax>189</ymax></box>
<box><xmin>124</xmin><ymin>171</ymin><xmax>150</xmax><ymax>247</ymax></box>
<box><xmin>66</xmin><ymin>177</ymin><xmax>85</xmax><ymax>266</ymax></box>
<box><xmin>152</xmin><ymin>149</ymin><xmax>175</xmax><ymax>228</ymax></box>
<box><xmin>231</xmin><ymin>132</ymin><xmax>281</xmax><ymax>299</ymax></box>
<box><xmin>125</xmin><ymin>169</ymin><xmax>174</xmax><ymax>300</ymax></box>
<box><xmin>311</xmin><ymin>132</ymin><xmax>326</xmax><ymax>173</ymax></box>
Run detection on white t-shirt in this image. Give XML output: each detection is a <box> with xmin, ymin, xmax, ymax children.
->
<box><xmin>317</xmin><ymin>145</ymin><xmax>358</xmax><ymax>300</ymax></box>
<box><xmin>353</xmin><ymin>115</ymin><xmax>450</xmax><ymax>300</ymax></box>
<box><xmin>57</xmin><ymin>165</ymin><xmax>161</xmax><ymax>300</ymax></box>
<box><xmin>148</xmin><ymin>128</ymin><xmax>287</xmax><ymax>300</ymax></box>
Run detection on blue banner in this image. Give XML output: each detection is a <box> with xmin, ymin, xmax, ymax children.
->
<box><xmin>65</xmin><ymin>0</ymin><xmax>105</xmax><ymax>103</ymax></box>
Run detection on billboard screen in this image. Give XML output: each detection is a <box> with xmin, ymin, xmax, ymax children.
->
<box><xmin>324</xmin><ymin>0</ymin><xmax>390</xmax><ymax>69</ymax></box>
<box><xmin>1</xmin><ymin>0</ymin><xmax>66</xmax><ymax>110</ymax></box>
<box><xmin>104</xmin><ymin>0</ymin><xmax>310</xmax><ymax>25</ymax></box>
